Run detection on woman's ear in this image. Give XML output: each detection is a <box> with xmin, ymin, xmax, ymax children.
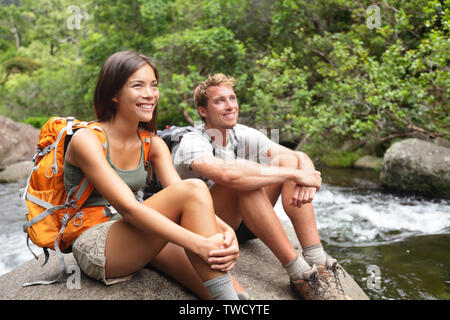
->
<box><xmin>112</xmin><ymin>96</ymin><xmax>119</xmax><ymax>104</ymax></box>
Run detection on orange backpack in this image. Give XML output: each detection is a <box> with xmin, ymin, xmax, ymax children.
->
<box><xmin>21</xmin><ymin>116</ymin><xmax>151</xmax><ymax>286</ymax></box>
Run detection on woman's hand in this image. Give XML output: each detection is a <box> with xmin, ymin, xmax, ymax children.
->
<box><xmin>207</xmin><ymin>230</ymin><xmax>239</xmax><ymax>272</ymax></box>
<box><xmin>195</xmin><ymin>233</ymin><xmax>225</xmax><ymax>263</ymax></box>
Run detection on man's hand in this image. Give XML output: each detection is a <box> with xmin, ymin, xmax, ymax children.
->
<box><xmin>293</xmin><ymin>169</ymin><xmax>322</xmax><ymax>190</ymax></box>
<box><xmin>289</xmin><ymin>185</ymin><xmax>317</xmax><ymax>207</ymax></box>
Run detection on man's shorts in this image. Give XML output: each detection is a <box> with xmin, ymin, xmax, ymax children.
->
<box><xmin>235</xmin><ymin>222</ymin><xmax>257</xmax><ymax>244</ymax></box>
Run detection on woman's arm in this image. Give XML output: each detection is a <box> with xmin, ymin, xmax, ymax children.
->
<box><xmin>66</xmin><ymin>128</ymin><xmax>217</xmax><ymax>260</ymax></box>
<box><xmin>147</xmin><ymin>135</ymin><xmax>182</xmax><ymax>188</ymax></box>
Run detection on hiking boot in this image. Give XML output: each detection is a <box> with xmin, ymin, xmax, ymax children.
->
<box><xmin>290</xmin><ymin>264</ymin><xmax>349</xmax><ymax>300</ymax></box>
<box><xmin>316</xmin><ymin>256</ymin><xmax>352</xmax><ymax>300</ymax></box>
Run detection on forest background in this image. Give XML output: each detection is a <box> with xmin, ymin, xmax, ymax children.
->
<box><xmin>0</xmin><ymin>0</ymin><xmax>448</xmax><ymax>165</ymax></box>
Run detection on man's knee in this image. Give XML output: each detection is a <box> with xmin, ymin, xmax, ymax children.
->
<box><xmin>236</xmin><ymin>187</ymin><xmax>268</xmax><ymax>202</ymax></box>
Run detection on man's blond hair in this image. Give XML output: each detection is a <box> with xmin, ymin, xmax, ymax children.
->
<box><xmin>194</xmin><ymin>73</ymin><xmax>236</xmax><ymax>109</ymax></box>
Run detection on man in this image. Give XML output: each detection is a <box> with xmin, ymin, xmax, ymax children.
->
<box><xmin>172</xmin><ymin>73</ymin><xmax>350</xmax><ymax>300</ymax></box>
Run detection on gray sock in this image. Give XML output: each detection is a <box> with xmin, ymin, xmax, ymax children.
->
<box><xmin>303</xmin><ymin>243</ymin><xmax>327</xmax><ymax>267</ymax></box>
<box><xmin>283</xmin><ymin>256</ymin><xmax>313</xmax><ymax>281</ymax></box>
<box><xmin>203</xmin><ymin>273</ymin><xmax>239</xmax><ymax>300</ymax></box>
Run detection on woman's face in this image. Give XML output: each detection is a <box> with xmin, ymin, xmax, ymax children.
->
<box><xmin>113</xmin><ymin>63</ymin><xmax>159</xmax><ymax>123</ymax></box>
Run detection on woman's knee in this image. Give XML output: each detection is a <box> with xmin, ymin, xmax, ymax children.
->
<box><xmin>181</xmin><ymin>178</ymin><xmax>209</xmax><ymax>194</ymax></box>
<box><xmin>178</xmin><ymin>179</ymin><xmax>212</xmax><ymax>206</ymax></box>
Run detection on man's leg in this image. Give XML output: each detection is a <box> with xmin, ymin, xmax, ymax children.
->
<box><xmin>209</xmin><ymin>183</ymin><xmax>317</xmax><ymax>292</ymax></box>
<box><xmin>264</xmin><ymin>154</ymin><xmax>350</xmax><ymax>299</ymax></box>
<box><xmin>264</xmin><ymin>154</ymin><xmax>325</xmax><ymax>264</ymax></box>
<box><xmin>209</xmin><ymin>184</ymin><xmax>296</xmax><ymax>265</ymax></box>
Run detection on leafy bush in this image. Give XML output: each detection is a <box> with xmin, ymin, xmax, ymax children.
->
<box><xmin>22</xmin><ymin>116</ymin><xmax>50</xmax><ymax>129</ymax></box>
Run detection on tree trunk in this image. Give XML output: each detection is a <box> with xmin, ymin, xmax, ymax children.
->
<box><xmin>9</xmin><ymin>18</ymin><xmax>20</xmax><ymax>49</ymax></box>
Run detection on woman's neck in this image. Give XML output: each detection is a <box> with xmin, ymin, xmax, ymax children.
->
<box><xmin>100</xmin><ymin>116</ymin><xmax>139</xmax><ymax>143</ymax></box>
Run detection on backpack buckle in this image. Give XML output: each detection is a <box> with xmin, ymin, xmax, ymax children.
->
<box><xmin>73</xmin><ymin>212</ymin><xmax>83</xmax><ymax>227</ymax></box>
<box><xmin>66</xmin><ymin>117</ymin><xmax>75</xmax><ymax>135</ymax></box>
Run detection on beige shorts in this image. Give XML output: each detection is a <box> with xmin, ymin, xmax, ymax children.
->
<box><xmin>72</xmin><ymin>221</ymin><xmax>135</xmax><ymax>285</ymax></box>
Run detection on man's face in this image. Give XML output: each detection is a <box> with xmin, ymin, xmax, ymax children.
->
<box><xmin>198</xmin><ymin>85</ymin><xmax>239</xmax><ymax>130</ymax></box>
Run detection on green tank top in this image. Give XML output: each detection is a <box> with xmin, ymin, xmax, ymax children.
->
<box><xmin>63</xmin><ymin>131</ymin><xmax>147</xmax><ymax>218</ymax></box>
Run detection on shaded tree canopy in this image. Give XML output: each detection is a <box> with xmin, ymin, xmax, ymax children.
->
<box><xmin>0</xmin><ymin>0</ymin><xmax>448</xmax><ymax>158</ymax></box>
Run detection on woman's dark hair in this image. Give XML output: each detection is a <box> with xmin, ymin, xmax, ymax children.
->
<box><xmin>94</xmin><ymin>50</ymin><xmax>159</xmax><ymax>133</ymax></box>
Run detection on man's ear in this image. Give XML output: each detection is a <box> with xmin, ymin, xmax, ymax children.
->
<box><xmin>198</xmin><ymin>106</ymin><xmax>207</xmax><ymax>118</ymax></box>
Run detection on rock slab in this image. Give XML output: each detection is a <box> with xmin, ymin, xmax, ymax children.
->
<box><xmin>380</xmin><ymin>138</ymin><xmax>450</xmax><ymax>198</ymax></box>
<box><xmin>0</xmin><ymin>222</ymin><xmax>369</xmax><ymax>300</ymax></box>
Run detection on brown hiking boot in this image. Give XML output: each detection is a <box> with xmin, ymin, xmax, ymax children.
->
<box><xmin>316</xmin><ymin>256</ymin><xmax>352</xmax><ymax>300</ymax></box>
<box><xmin>291</xmin><ymin>264</ymin><xmax>350</xmax><ymax>300</ymax></box>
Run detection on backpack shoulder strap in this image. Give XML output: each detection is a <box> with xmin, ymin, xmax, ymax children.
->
<box><xmin>138</xmin><ymin>130</ymin><xmax>152</xmax><ymax>171</ymax></box>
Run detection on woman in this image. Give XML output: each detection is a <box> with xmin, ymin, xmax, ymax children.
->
<box><xmin>65</xmin><ymin>50</ymin><xmax>241</xmax><ymax>300</ymax></box>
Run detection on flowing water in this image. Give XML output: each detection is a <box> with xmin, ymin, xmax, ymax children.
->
<box><xmin>1</xmin><ymin>168</ymin><xmax>449</xmax><ymax>300</ymax></box>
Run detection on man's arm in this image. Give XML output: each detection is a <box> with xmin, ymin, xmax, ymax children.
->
<box><xmin>267</xmin><ymin>143</ymin><xmax>319</xmax><ymax>206</ymax></box>
<box><xmin>190</xmin><ymin>155</ymin><xmax>321</xmax><ymax>191</ymax></box>
<box><xmin>268</xmin><ymin>143</ymin><xmax>315</xmax><ymax>171</ymax></box>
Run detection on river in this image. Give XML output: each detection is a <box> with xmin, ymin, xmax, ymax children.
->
<box><xmin>1</xmin><ymin>168</ymin><xmax>449</xmax><ymax>300</ymax></box>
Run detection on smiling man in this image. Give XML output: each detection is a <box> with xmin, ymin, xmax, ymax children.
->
<box><xmin>172</xmin><ymin>73</ymin><xmax>350</xmax><ymax>300</ymax></box>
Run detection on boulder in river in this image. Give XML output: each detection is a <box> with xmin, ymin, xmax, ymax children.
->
<box><xmin>380</xmin><ymin>138</ymin><xmax>450</xmax><ymax>198</ymax></box>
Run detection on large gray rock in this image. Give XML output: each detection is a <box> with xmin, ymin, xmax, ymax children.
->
<box><xmin>0</xmin><ymin>222</ymin><xmax>369</xmax><ymax>300</ymax></box>
<box><xmin>0</xmin><ymin>116</ymin><xmax>39</xmax><ymax>169</ymax></box>
<box><xmin>0</xmin><ymin>161</ymin><xmax>33</xmax><ymax>183</ymax></box>
<box><xmin>380</xmin><ymin>138</ymin><xmax>450</xmax><ymax>198</ymax></box>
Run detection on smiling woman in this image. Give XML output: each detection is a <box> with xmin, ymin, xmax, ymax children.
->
<box><xmin>44</xmin><ymin>51</ymin><xmax>245</xmax><ymax>300</ymax></box>
<box><xmin>112</xmin><ymin>64</ymin><xmax>159</xmax><ymax>123</ymax></box>
<box><xmin>93</xmin><ymin>51</ymin><xmax>160</xmax><ymax>134</ymax></box>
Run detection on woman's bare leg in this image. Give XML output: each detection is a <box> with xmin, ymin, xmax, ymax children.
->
<box><xmin>150</xmin><ymin>243</ymin><xmax>211</xmax><ymax>299</ymax></box>
<box><xmin>150</xmin><ymin>243</ymin><xmax>247</xmax><ymax>300</ymax></box>
<box><xmin>104</xmin><ymin>179</ymin><xmax>225</xmax><ymax>282</ymax></box>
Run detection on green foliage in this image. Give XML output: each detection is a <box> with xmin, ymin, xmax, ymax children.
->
<box><xmin>3</xmin><ymin>56</ymin><xmax>40</xmax><ymax>75</ymax></box>
<box><xmin>0</xmin><ymin>0</ymin><xmax>448</xmax><ymax>160</ymax></box>
<box><xmin>153</xmin><ymin>27</ymin><xmax>246</xmax><ymax>75</ymax></box>
<box><xmin>318</xmin><ymin>149</ymin><xmax>364</xmax><ymax>168</ymax></box>
<box><xmin>22</xmin><ymin>116</ymin><xmax>50</xmax><ymax>129</ymax></box>
<box><xmin>240</xmin><ymin>47</ymin><xmax>314</xmax><ymax>143</ymax></box>
<box><xmin>157</xmin><ymin>66</ymin><xmax>205</xmax><ymax>129</ymax></box>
